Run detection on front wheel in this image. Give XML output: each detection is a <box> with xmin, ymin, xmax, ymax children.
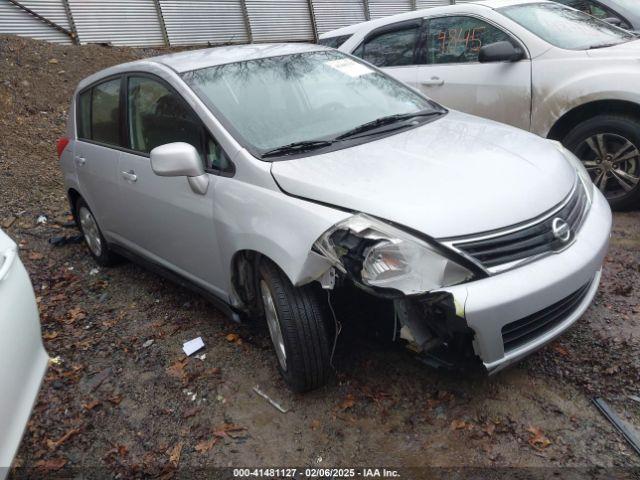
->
<box><xmin>563</xmin><ymin>114</ymin><xmax>640</xmax><ymax>210</ymax></box>
<box><xmin>258</xmin><ymin>259</ymin><xmax>332</xmax><ymax>392</ymax></box>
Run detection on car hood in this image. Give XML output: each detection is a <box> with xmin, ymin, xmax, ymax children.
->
<box><xmin>586</xmin><ymin>38</ymin><xmax>640</xmax><ymax>58</ymax></box>
<box><xmin>270</xmin><ymin>111</ymin><xmax>576</xmax><ymax>238</ymax></box>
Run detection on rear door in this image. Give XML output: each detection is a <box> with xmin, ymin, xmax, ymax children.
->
<box><xmin>115</xmin><ymin>74</ymin><xmax>233</xmax><ymax>295</ymax></box>
<box><xmin>74</xmin><ymin>77</ymin><xmax>124</xmax><ymax>237</ymax></box>
<box><xmin>415</xmin><ymin>15</ymin><xmax>532</xmax><ymax>130</ymax></box>
<box><xmin>351</xmin><ymin>19</ymin><xmax>424</xmax><ymax>87</ymax></box>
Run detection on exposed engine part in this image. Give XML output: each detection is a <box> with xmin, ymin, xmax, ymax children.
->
<box><xmin>318</xmin><ymin>267</ymin><xmax>336</xmax><ymax>290</ymax></box>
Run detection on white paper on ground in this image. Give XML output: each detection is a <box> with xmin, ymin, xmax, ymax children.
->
<box><xmin>183</xmin><ymin>337</ymin><xmax>205</xmax><ymax>356</ymax></box>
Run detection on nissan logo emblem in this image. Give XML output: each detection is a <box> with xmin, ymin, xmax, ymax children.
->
<box><xmin>552</xmin><ymin>218</ymin><xmax>571</xmax><ymax>243</ymax></box>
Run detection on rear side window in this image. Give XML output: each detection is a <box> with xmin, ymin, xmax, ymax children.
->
<box><xmin>353</xmin><ymin>23</ymin><xmax>421</xmax><ymax>67</ymax></box>
<box><xmin>91</xmin><ymin>78</ymin><xmax>122</xmax><ymax>145</ymax></box>
<box><xmin>318</xmin><ymin>34</ymin><xmax>352</xmax><ymax>48</ymax></box>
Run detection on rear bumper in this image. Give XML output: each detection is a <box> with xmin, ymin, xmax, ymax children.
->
<box><xmin>441</xmin><ymin>188</ymin><xmax>611</xmax><ymax>373</ymax></box>
<box><xmin>0</xmin><ymin>252</ymin><xmax>48</xmax><ymax>470</ymax></box>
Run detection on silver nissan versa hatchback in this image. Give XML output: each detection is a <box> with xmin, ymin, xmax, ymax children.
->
<box><xmin>59</xmin><ymin>44</ymin><xmax>611</xmax><ymax>392</ymax></box>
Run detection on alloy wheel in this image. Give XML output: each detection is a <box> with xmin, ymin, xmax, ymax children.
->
<box><xmin>575</xmin><ymin>133</ymin><xmax>640</xmax><ymax>200</ymax></box>
<box><xmin>260</xmin><ymin>280</ymin><xmax>287</xmax><ymax>371</ymax></box>
<box><xmin>78</xmin><ymin>206</ymin><xmax>103</xmax><ymax>257</ymax></box>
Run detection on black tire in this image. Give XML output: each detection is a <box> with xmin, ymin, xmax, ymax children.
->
<box><xmin>258</xmin><ymin>259</ymin><xmax>332</xmax><ymax>392</ymax></box>
<box><xmin>75</xmin><ymin>197</ymin><xmax>119</xmax><ymax>267</ymax></box>
<box><xmin>562</xmin><ymin>114</ymin><xmax>640</xmax><ymax>210</ymax></box>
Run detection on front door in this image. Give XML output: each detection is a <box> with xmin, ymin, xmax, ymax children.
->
<box><xmin>415</xmin><ymin>15</ymin><xmax>532</xmax><ymax>131</ymax></box>
<box><xmin>114</xmin><ymin>74</ymin><xmax>233</xmax><ymax>295</ymax></box>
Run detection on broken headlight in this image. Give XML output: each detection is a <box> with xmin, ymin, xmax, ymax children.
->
<box><xmin>313</xmin><ymin>214</ymin><xmax>475</xmax><ymax>295</ymax></box>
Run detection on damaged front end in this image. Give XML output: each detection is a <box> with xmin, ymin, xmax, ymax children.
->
<box><xmin>312</xmin><ymin>213</ymin><xmax>486</xmax><ymax>368</ymax></box>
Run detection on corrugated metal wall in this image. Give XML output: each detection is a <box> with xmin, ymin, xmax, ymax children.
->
<box><xmin>159</xmin><ymin>0</ymin><xmax>248</xmax><ymax>46</ymax></box>
<box><xmin>312</xmin><ymin>0</ymin><xmax>367</xmax><ymax>34</ymax></box>
<box><xmin>0</xmin><ymin>0</ymin><xmax>458</xmax><ymax>47</ymax></box>
<box><xmin>68</xmin><ymin>0</ymin><xmax>165</xmax><ymax>46</ymax></box>
<box><xmin>0</xmin><ymin>0</ymin><xmax>71</xmax><ymax>43</ymax></box>
<box><xmin>245</xmin><ymin>0</ymin><xmax>314</xmax><ymax>42</ymax></box>
<box><xmin>368</xmin><ymin>0</ymin><xmax>413</xmax><ymax>19</ymax></box>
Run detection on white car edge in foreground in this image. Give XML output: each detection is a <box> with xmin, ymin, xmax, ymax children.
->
<box><xmin>0</xmin><ymin>228</ymin><xmax>48</xmax><ymax>474</ymax></box>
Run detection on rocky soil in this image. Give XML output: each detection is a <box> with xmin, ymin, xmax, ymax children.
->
<box><xmin>1</xmin><ymin>34</ymin><xmax>639</xmax><ymax>477</ymax></box>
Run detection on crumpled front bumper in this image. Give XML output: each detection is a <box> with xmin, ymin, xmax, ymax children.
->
<box><xmin>440</xmin><ymin>188</ymin><xmax>611</xmax><ymax>374</ymax></box>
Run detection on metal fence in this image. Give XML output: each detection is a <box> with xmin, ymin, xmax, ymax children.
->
<box><xmin>0</xmin><ymin>0</ymin><xmax>462</xmax><ymax>47</ymax></box>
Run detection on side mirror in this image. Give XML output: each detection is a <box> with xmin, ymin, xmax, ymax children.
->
<box><xmin>478</xmin><ymin>41</ymin><xmax>523</xmax><ymax>63</ymax></box>
<box><xmin>603</xmin><ymin>17</ymin><xmax>622</xmax><ymax>27</ymax></box>
<box><xmin>150</xmin><ymin>142</ymin><xmax>209</xmax><ymax>195</ymax></box>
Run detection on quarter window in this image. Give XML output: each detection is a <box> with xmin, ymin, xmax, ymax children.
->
<box><xmin>77</xmin><ymin>89</ymin><xmax>91</xmax><ymax>139</ymax></box>
<box><xmin>127</xmin><ymin>76</ymin><xmax>231</xmax><ymax>173</ymax></box>
<box><xmin>90</xmin><ymin>78</ymin><xmax>122</xmax><ymax>146</ymax></box>
<box><xmin>426</xmin><ymin>16</ymin><xmax>516</xmax><ymax>64</ymax></box>
<box><xmin>355</xmin><ymin>23</ymin><xmax>421</xmax><ymax>67</ymax></box>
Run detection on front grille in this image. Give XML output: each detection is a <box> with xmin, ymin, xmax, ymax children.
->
<box><xmin>451</xmin><ymin>181</ymin><xmax>588</xmax><ymax>270</ymax></box>
<box><xmin>501</xmin><ymin>280</ymin><xmax>593</xmax><ymax>352</ymax></box>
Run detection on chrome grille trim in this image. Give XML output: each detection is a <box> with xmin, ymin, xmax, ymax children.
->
<box><xmin>441</xmin><ymin>179</ymin><xmax>590</xmax><ymax>273</ymax></box>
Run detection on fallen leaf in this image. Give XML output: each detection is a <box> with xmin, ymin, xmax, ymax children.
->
<box><xmin>46</xmin><ymin>428</ymin><xmax>80</xmax><ymax>450</ymax></box>
<box><xmin>483</xmin><ymin>422</ymin><xmax>496</xmax><ymax>437</ymax></box>
<box><xmin>225</xmin><ymin>333</ymin><xmax>239</xmax><ymax>342</ymax></box>
<box><xmin>552</xmin><ymin>344</ymin><xmax>569</xmax><ymax>357</ymax></box>
<box><xmin>82</xmin><ymin>399</ymin><xmax>101</xmax><ymax>411</ymax></box>
<box><xmin>35</xmin><ymin>457</ymin><xmax>67</xmax><ymax>471</ymax></box>
<box><xmin>450</xmin><ymin>419</ymin><xmax>467</xmax><ymax>430</ymax></box>
<box><xmin>310</xmin><ymin>419</ymin><xmax>321</xmax><ymax>430</ymax></box>
<box><xmin>43</xmin><ymin>332</ymin><xmax>59</xmax><ymax>340</ymax></box>
<box><xmin>168</xmin><ymin>442</ymin><xmax>183</xmax><ymax>467</ymax></box>
<box><xmin>338</xmin><ymin>394</ymin><xmax>356</xmax><ymax>411</ymax></box>
<box><xmin>66</xmin><ymin>306</ymin><xmax>86</xmax><ymax>323</ymax></box>
<box><xmin>166</xmin><ymin>359</ymin><xmax>187</xmax><ymax>380</ymax></box>
<box><xmin>182</xmin><ymin>406</ymin><xmax>202</xmax><ymax>419</ymax></box>
<box><xmin>29</xmin><ymin>251</ymin><xmax>44</xmax><ymax>260</ymax></box>
<box><xmin>194</xmin><ymin>438</ymin><xmax>218</xmax><ymax>453</ymax></box>
<box><xmin>108</xmin><ymin>394</ymin><xmax>123</xmax><ymax>405</ymax></box>
<box><xmin>527</xmin><ymin>426</ymin><xmax>552</xmax><ymax>450</ymax></box>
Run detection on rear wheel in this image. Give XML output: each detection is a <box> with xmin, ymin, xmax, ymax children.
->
<box><xmin>563</xmin><ymin>114</ymin><xmax>640</xmax><ymax>210</ymax></box>
<box><xmin>258</xmin><ymin>259</ymin><xmax>332</xmax><ymax>392</ymax></box>
<box><xmin>75</xmin><ymin>198</ymin><xmax>119</xmax><ymax>267</ymax></box>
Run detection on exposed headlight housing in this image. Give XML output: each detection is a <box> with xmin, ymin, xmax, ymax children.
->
<box><xmin>313</xmin><ymin>214</ymin><xmax>475</xmax><ymax>296</ymax></box>
<box><xmin>550</xmin><ymin>140</ymin><xmax>594</xmax><ymax>205</ymax></box>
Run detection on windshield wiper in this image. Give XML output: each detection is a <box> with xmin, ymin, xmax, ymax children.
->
<box><xmin>334</xmin><ymin>109</ymin><xmax>444</xmax><ymax>141</ymax></box>
<box><xmin>588</xmin><ymin>42</ymin><xmax>621</xmax><ymax>49</ymax></box>
<box><xmin>261</xmin><ymin>140</ymin><xmax>334</xmax><ymax>158</ymax></box>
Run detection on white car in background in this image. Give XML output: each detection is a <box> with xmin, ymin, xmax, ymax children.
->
<box><xmin>322</xmin><ymin>0</ymin><xmax>640</xmax><ymax>209</ymax></box>
<box><xmin>0</xmin><ymin>229</ymin><xmax>48</xmax><ymax>473</ymax></box>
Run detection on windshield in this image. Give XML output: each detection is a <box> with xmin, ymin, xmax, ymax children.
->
<box><xmin>182</xmin><ymin>50</ymin><xmax>438</xmax><ymax>157</ymax></box>
<box><xmin>500</xmin><ymin>2</ymin><xmax>635</xmax><ymax>50</ymax></box>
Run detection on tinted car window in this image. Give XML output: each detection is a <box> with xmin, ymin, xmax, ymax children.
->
<box><xmin>91</xmin><ymin>78</ymin><xmax>121</xmax><ymax>146</ymax></box>
<box><xmin>77</xmin><ymin>89</ymin><xmax>91</xmax><ymax>139</ymax></box>
<box><xmin>318</xmin><ymin>34</ymin><xmax>352</xmax><ymax>48</ymax></box>
<box><xmin>426</xmin><ymin>16</ymin><xmax>515</xmax><ymax>64</ymax></box>
<box><xmin>356</xmin><ymin>24</ymin><xmax>420</xmax><ymax>67</ymax></box>
<box><xmin>127</xmin><ymin>76</ymin><xmax>231</xmax><ymax>172</ymax></box>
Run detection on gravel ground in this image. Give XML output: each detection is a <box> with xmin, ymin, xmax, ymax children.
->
<box><xmin>1</xmin><ymin>35</ymin><xmax>639</xmax><ymax>477</ymax></box>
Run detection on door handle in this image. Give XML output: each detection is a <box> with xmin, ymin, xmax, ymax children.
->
<box><xmin>421</xmin><ymin>76</ymin><xmax>445</xmax><ymax>87</ymax></box>
<box><xmin>121</xmin><ymin>170</ymin><xmax>137</xmax><ymax>183</ymax></box>
<box><xmin>75</xmin><ymin>156</ymin><xmax>86</xmax><ymax>166</ymax></box>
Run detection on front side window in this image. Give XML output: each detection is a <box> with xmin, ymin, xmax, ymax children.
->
<box><xmin>127</xmin><ymin>76</ymin><xmax>231</xmax><ymax>172</ymax></box>
<box><xmin>91</xmin><ymin>78</ymin><xmax>121</xmax><ymax>146</ymax></box>
<box><xmin>426</xmin><ymin>16</ymin><xmax>516</xmax><ymax>64</ymax></box>
<box><xmin>355</xmin><ymin>23</ymin><xmax>421</xmax><ymax>67</ymax></box>
<box><xmin>500</xmin><ymin>2</ymin><xmax>635</xmax><ymax>50</ymax></box>
<box><xmin>182</xmin><ymin>50</ymin><xmax>439</xmax><ymax>157</ymax></box>
<box><xmin>554</xmin><ymin>0</ymin><xmax>630</xmax><ymax>29</ymax></box>
<box><xmin>318</xmin><ymin>34</ymin><xmax>352</xmax><ymax>48</ymax></box>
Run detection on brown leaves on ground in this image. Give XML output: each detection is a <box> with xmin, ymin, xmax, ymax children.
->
<box><xmin>28</xmin><ymin>251</ymin><xmax>44</xmax><ymax>260</ymax></box>
<box><xmin>213</xmin><ymin>423</ymin><xmax>246</xmax><ymax>439</ymax></box>
<box><xmin>225</xmin><ymin>333</ymin><xmax>243</xmax><ymax>345</ymax></box>
<box><xmin>46</xmin><ymin>427</ymin><xmax>81</xmax><ymax>450</ymax></box>
<box><xmin>168</xmin><ymin>442</ymin><xmax>183</xmax><ymax>467</ymax></box>
<box><xmin>66</xmin><ymin>306</ymin><xmax>86</xmax><ymax>324</ymax></box>
<box><xmin>310</xmin><ymin>419</ymin><xmax>321</xmax><ymax>431</ymax></box>
<box><xmin>338</xmin><ymin>394</ymin><xmax>356</xmax><ymax>411</ymax></box>
<box><xmin>194</xmin><ymin>437</ymin><xmax>218</xmax><ymax>453</ymax></box>
<box><xmin>166</xmin><ymin>359</ymin><xmax>187</xmax><ymax>380</ymax></box>
<box><xmin>527</xmin><ymin>426</ymin><xmax>552</xmax><ymax>450</ymax></box>
<box><xmin>552</xmin><ymin>343</ymin><xmax>570</xmax><ymax>357</ymax></box>
<box><xmin>82</xmin><ymin>399</ymin><xmax>101</xmax><ymax>411</ymax></box>
<box><xmin>34</xmin><ymin>457</ymin><xmax>67</xmax><ymax>471</ymax></box>
<box><xmin>450</xmin><ymin>419</ymin><xmax>469</xmax><ymax>430</ymax></box>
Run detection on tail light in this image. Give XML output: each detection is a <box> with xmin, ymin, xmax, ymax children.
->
<box><xmin>56</xmin><ymin>137</ymin><xmax>70</xmax><ymax>158</ymax></box>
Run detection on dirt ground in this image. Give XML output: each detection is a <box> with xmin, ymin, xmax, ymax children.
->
<box><xmin>1</xmin><ymin>35</ymin><xmax>639</xmax><ymax>477</ymax></box>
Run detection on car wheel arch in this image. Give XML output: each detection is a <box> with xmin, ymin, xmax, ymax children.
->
<box><xmin>547</xmin><ymin>99</ymin><xmax>640</xmax><ymax>141</ymax></box>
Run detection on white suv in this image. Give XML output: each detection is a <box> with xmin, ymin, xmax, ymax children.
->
<box><xmin>322</xmin><ymin>0</ymin><xmax>640</xmax><ymax>208</ymax></box>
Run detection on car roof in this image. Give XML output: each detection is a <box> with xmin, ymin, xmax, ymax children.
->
<box><xmin>319</xmin><ymin>0</ymin><xmax>550</xmax><ymax>38</ymax></box>
<box><xmin>143</xmin><ymin>42</ymin><xmax>329</xmax><ymax>73</ymax></box>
